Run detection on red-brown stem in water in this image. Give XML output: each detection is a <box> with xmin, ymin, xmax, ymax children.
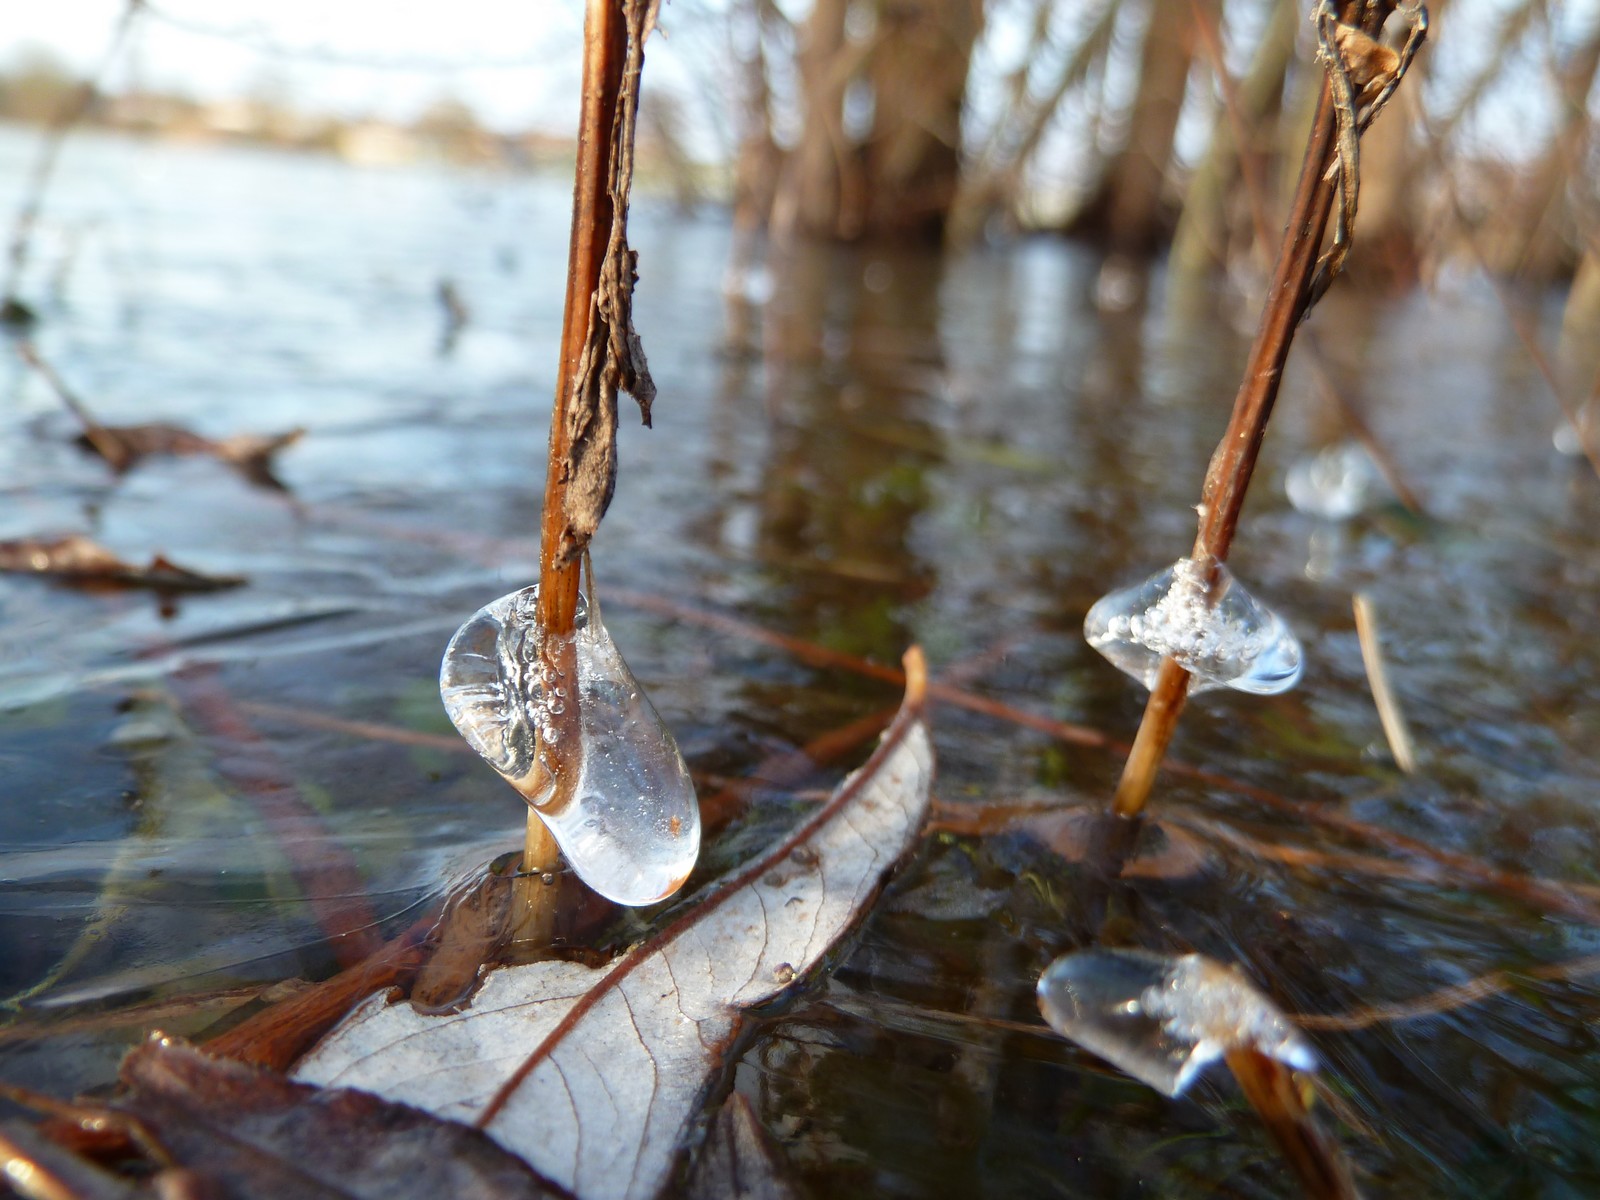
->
<box><xmin>1224</xmin><ymin>1048</ymin><xmax>1361</xmax><ymax>1200</ymax></box>
<box><xmin>1113</xmin><ymin>3</ymin><xmax>1392</xmax><ymax>819</ymax></box>
<box><xmin>519</xmin><ymin>0</ymin><xmax>631</xmax><ymax>936</ymax></box>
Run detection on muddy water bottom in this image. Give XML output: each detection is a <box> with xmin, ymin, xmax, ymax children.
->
<box><xmin>2</xmin><ymin>128</ymin><xmax>1599</xmax><ymax>1195</ymax></box>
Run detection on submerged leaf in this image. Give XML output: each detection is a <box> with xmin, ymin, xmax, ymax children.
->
<box><xmin>111</xmin><ymin>1035</ymin><xmax>571</xmax><ymax>1199</ymax></box>
<box><xmin>296</xmin><ymin>657</ymin><xmax>934</xmax><ymax>1200</ymax></box>
<box><xmin>685</xmin><ymin>1092</ymin><xmax>805</xmax><ymax>1200</ymax></box>
<box><xmin>0</xmin><ymin>534</ymin><xmax>244</xmax><ymax>592</ymax></box>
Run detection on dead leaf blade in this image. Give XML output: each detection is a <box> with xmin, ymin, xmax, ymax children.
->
<box><xmin>295</xmin><ymin>653</ymin><xmax>934</xmax><ymax>1200</ymax></box>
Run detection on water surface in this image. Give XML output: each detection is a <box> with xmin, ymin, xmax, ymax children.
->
<box><xmin>2</xmin><ymin>125</ymin><xmax>1598</xmax><ymax>1196</ymax></box>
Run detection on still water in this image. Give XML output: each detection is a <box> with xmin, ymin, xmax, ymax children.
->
<box><xmin>2</xmin><ymin>124</ymin><xmax>1598</xmax><ymax>1196</ymax></box>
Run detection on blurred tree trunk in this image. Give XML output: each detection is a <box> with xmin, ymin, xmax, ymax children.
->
<box><xmin>776</xmin><ymin>0</ymin><xmax>860</xmax><ymax>240</ymax></box>
<box><xmin>861</xmin><ymin>0</ymin><xmax>984</xmax><ymax>240</ymax></box>
<box><xmin>1068</xmin><ymin>1</ymin><xmax>1213</xmax><ymax>256</ymax></box>
<box><xmin>729</xmin><ymin>0</ymin><xmax>784</xmax><ymax>237</ymax></box>
<box><xmin>775</xmin><ymin>0</ymin><xmax>985</xmax><ymax>243</ymax></box>
<box><xmin>947</xmin><ymin>0</ymin><xmax>1119</xmax><ymax>246</ymax></box>
<box><xmin>1560</xmin><ymin>244</ymin><xmax>1600</xmax><ymax>397</ymax></box>
<box><xmin>1492</xmin><ymin>20</ymin><xmax>1600</xmax><ymax>279</ymax></box>
<box><xmin>1169</xmin><ymin>0</ymin><xmax>1296</xmax><ymax>278</ymax></box>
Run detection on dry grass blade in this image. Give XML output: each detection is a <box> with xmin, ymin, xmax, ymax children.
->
<box><xmin>1352</xmin><ymin>592</ymin><xmax>1417</xmax><ymax>773</ymax></box>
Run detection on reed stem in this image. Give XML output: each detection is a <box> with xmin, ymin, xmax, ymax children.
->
<box><xmin>1113</xmin><ymin>2</ymin><xmax>1383</xmax><ymax>819</ymax></box>
<box><xmin>1224</xmin><ymin>1049</ymin><xmax>1361</xmax><ymax>1200</ymax></box>
<box><xmin>517</xmin><ymin>0</ymin><xmax>630</xmax><ymax>934</ymax></box>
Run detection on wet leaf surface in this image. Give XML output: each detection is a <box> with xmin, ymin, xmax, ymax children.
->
<box><xmin>294</xmin><ymin>678</ymin><xmax>933</xmax><ymax>1200</ymax></box>
<box><xmin>685</xmin><ymin>1092</ymin><xmax>806</xmax><ymax>1200</ymax></box>
<box><xmin>102</xmin><ymin>1035</ymin><xmax>572</xmax><ymax>1199</ymax></box>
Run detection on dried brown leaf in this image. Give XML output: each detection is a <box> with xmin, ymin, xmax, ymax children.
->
<box><xmin>114</xmin><ymin>1036</ymin><xmax>571</xmax><ymax>1200</ymax></box>
<box><xmin>295</xmin><ymin>663</ymin><xmax>933</xmax><ymax>1200</ymax></box>
<box><xmin>0</xmin><ymin>535</ymin><xmax>244</xmax><ymax>592</ymax></box>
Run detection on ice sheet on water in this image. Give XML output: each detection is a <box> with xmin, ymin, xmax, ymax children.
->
<box><xmin>1083</xmin><ymin>558</ymin><xmax>1302</xmax><ymax>695</ymax></box>
<box><xmin>1284</xmin><ymin>442</ymin><xmax>1382</xmax><ymax>519</ymax></box>
<box><xmin>1036</xmin><ymin>948</ymin><xmax>1316</xmax><ymax>1097</ymax></box>
<box><xmin>439</xmin><ymin>585</ymin><xmax>701</xmax><ymax>907</ymax></box>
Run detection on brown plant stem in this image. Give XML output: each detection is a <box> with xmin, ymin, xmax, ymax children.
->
<box><xmin>1112</xmin><ymin>18</ymin><xmax>1353</xmax><ymax>821</ymax></box>
<box><xmin>1223</xmin><ymin>1048</ymin><xmax>1361</xmax><ymax>1200</ymax></box>
<box><xmin>517</xmin><ymin>0</ymin><xmax>631</xmax><ymax>937</ymax></box>
<box><xmin>1187</xmin><ymin>2</ymin><xmax>1425</xmax><ymax>517</ymax></box>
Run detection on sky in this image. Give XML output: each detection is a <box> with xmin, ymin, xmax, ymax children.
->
<box><xmin>2</xmin><ymin>1</ymin><xmax>624</xmax><ymax>133</ymax></box>
<box><xmin>5</xmin><ymin>1</ymin><xmax>1593</xmax><ymax>167</ymax></box>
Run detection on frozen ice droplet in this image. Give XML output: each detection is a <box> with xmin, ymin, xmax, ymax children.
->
<box><xmin>1036</xmin><ymin>948</ymin><xmax>1316</xmax><ymax>1097</ymax></box>
<box><xmin>1554</xmin><ymin>411</ymin><xmax>1595</xmax><ymax>458</ymax></box>
<box><xmin>1083</xmin><ymin>558</ymin><xmax>1302</xmax><ymax>695</ymax></box>
<box><xmin>439</xmin><ymin>585</ymin><xmax>701</xmax><ymax>907</ymax></box>
<box><xmin>1284</xmin><ymin>442</ymin><xmax>1382</xmax><ymax>519</ymax></box>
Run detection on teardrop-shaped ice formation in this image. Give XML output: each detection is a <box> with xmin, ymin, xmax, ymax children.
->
<box><xmin>1036</xmin><ymin>948</ymin><xmax>1315</xmax><ymax>1097</ymax></box>
<box><xmin>1555</xmin><ymin>413</ymin><xmax>1595</xmax><ymax>458</ymax></box>
<box><xmin>1284</xmin><ymin>442</ymin><xmax>1382</xmax><ymax>519</ymax></box>
<box><xmin>1083</xmin><ymin>558</ymin><xmax>1302</xmax><ymax>695</ymax></box>
<box><xmin>439</xmin><ymin>585</ymin><xmax>701</xmax><ymax>907</ymax></box>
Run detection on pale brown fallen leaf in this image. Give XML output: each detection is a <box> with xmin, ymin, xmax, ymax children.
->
<box><xmin>294</xmin><ymin>653</ymin><xmax>934</xmax><ymax>1200</ymax></box>
<box><xmin>113</xmin><ymin>1035</ymin><xmax>572</xmax><ymax>1199</ymax></box>
<box><xmin>0</xmin><ymin>535</ymin><xmax>244</xmax><ymax>592</ymax></box>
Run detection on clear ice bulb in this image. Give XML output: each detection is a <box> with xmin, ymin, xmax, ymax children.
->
<box><xmin>1037</xmin><ymin>948</ymin><xmax>1316</xmax><ymax>1097</ymax></box>
<box><xmin>439</xmin><ymin>586</ymin><xmax>701</xmax><ymax>907</ymax></box>
<box><xmin>1083</xmin><ymin>558</ymin><xmax>1302</xmax><ymax>695</ymax></box>
<box><xmin>1284</xmin><ymin>442</ymin><xmax>1381</xmax><ymax>519</ymax></box>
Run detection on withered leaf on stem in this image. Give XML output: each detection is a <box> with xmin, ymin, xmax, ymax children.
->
<box><xmin>558</xmin><ymin>0</ymin><xmax>661</xmax><ymax>567</ymax></box>
<box><xmin>294</xmin><ymin>655</ymin><xmax>934</xmax><ymax>1200</ymax></box>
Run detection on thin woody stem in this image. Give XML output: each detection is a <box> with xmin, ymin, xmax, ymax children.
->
<box><xmin>515</xmin><ymin>0</ymin><xmax>630</xmax><ymax>934</ymax></box>
<box><xmin>1112</xmin><ymin>11</ymin><xmax>1359</xmax><ymax>820</ymax></box>
<box><xmin>1224</xmin><ymin>1049</ymin><xmax>1360</xmax><ymax>1200</ymax></box>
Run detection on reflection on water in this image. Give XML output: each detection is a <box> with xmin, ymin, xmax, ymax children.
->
<box><xmin>3</xmin><ymin>126</ymin><xmax>1600</xmax><ymax>1194</ymax></box>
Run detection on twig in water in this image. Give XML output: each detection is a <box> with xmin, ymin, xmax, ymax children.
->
<box><xmin>1224</xmin><ymin>1047</ymin><xmax>1361</xmax><ymax>1200</ymax></box>
<box><xmin>1187</xmin><ymin>1</ymin><xmax>1426</xmax><ymax>517</ymax></box>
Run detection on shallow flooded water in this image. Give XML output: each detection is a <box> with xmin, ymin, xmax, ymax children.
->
<box><xmin>3</xmin><ymin>124</ymin><xmax>1599</xmax><ymax>1196</ymax></box>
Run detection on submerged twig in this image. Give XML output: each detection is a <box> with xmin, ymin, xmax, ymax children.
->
<box><xmin>1112</xmin><ymin>0</ymin><xmax>1424</xmax><ymax>820</ymax></box>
